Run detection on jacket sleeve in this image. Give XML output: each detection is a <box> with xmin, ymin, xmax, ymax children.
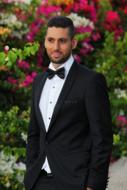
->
<box><xmin>84</xmin><ymin>73</ymin><xmax>113</xmax><ymax>190</ymax></box>
<box><xmin>25</xmin><ymin>76</ymin><xmax>40</xmax><ymax>169</ymax></box>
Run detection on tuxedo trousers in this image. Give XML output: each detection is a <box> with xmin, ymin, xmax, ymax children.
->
<box><xmin>32</xmin><ymin>170</ymin><xmax>56</xmax><ymax>190</ymax></box>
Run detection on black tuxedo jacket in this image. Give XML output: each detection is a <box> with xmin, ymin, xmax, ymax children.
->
<box><xmin>24</xmin><ymin>62</ymin><xmax>113</xmax><ymax>190</ymax></box>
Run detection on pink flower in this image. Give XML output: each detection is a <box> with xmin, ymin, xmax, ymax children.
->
<box><xmin>30</xmin><ymin>19</ymin><xmax>44</xmax><ymax>32</ymax></box>
<box><xmin>103</xmin><ymin>10</ymin><xmax>123</xmax><ymax>38</ymax></box>
<box><xmin>37</xmin><ymin>47</ymin><xmax>44</xmax><ymax>67</ymax></box>
<box><xmin>63</xmin><ymin>4</ymin><xmax>73</xmax><ymax>13</ymax></box>
<box><xmin>104</xmin><ymin>10</ymin><xmax>121</xmax><ymax>31</ymax></box>
<box><xmin>114</xmin><ymin>28</ymin><xmax>124</xmax><ymax>40</ymax></box>
<box><xmin>26</xmin><ymin>19</ymin><xmax>44</xmax><ymax>42</ymax></box>
<box><xmin>73</xmin><ymin>54</ymin><xmax>81</xmax><ymax>63</ymax></box>
<box><xmin>84</xmin><ymin>4</ymin><xmax>97</xmax><ymax>22</ymax></box>
<box><xmin>71</xmin><ymin>1</ymin><xmax>97</xmax><ymax>22</ymax></box>
<box><xmin>92</xmin><ymin>32</ymin><xmax>101</xmax><ymax>41</ymax></box>
<box><xmin>80</xmin><ymin>42</ymin><xmax>94</xmax><ymax>55</ymax></box>
<box><xmin>7</xmin><ymin>77</ymin><xmax>17</xmax><ymax>84</ymax></box>
<box><xmin>116</xmin><ymin>115</ymin><xmax>127</xmax><ymax>127</ymax></box>
<box><xmin>105</xmin><ymin>11</ymin><xmax>121</xmax><ymax>23</ymax></box>
<box><xmin>20</xmin><ymin>72</ymin><xmax>37</xmax><ymax>87</ymax></box>
<box><xmin>17</xmin><ymin>60</ymin><xmax>30</xmax><ymax>70</ymax></box>
<box><xmin>26</xmin><ymin>33</ymin><xmax>34</xmax><ymax>42</ymax></box>
<box><xmin>21</xmin><ymin>75</ymin><xmax>33</xmax><ymax>87</ymax></box>
<box><xmin>76</xmin><ymin>26</ymin><xmax>93</xmax><ymax>34</ymax></box>
<box><xmin>4</xmin><ymin>45</ymin><xmax>9</xmax><ymax>53</ymax></box>
<box><xmin>123</xmin><ymin>6</ymin><xmax>127</xmax><ymax>14</ymax></box>
<box><xmin>31</xmin><ymin>71</ymin><xmax>37</xmax><ymax>79</ymax></box>
<box><xmin>14</xmin><ymin>8</ymin><xmax>28</xmax><ymax>21</ymax></box>
<box><xmin>36</xmin><ymin>4</ymin><xmax>61</xmax><ymax>17</ymax></box>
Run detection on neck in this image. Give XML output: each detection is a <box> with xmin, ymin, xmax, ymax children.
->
<box><xmin>52</xmin><ymin>63</ymin><xmax>63</xmax><ymax>70</ymax></box>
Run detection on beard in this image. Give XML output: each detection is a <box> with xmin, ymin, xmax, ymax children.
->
<box><xmin>47</xmin><ymin>51</ymin><xmax>72</xmax><ymax>65</ymax></box>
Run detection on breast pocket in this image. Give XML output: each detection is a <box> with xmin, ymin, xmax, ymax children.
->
<box><xmin>61</xmin><ymin>98</ymin><xmax>84</xmax><ymax>120</ymax></box>
<box><xmin>64</xmin><ymin>99</ymin><xmax>79</xmax><ymax>104</ymax></box>
<box><xmin>63</xmin><ymin>98</ymin><xmax>82</xmax><ymax>109</ymax></box>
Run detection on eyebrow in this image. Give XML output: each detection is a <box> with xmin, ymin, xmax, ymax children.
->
<box><xmin>46</xmin><ymin>37</ymin><xmax>68</xmax><ymax>40</ymax></box>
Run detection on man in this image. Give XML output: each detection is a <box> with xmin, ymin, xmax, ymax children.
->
<box><xmin>24</xmin><ymin>16</ymin><xmax>113</xmax><ymax>190</ymax></box>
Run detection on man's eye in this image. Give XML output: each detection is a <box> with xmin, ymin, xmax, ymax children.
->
<box><xmin>48</xmin><ymin>38</ymin><xmax>54</xmax><ymax>42</ymax></box>
<box><xmin>60</xmin><ymin>39</ymin><xmax>67</xmax><ymax>43</ymax></box>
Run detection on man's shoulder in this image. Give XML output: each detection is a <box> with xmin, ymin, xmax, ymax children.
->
<box><xmin>75</xmin><ymin>62</ymin><xmax>106</xmax><ymax>84</ymax></box>
<box><xmin>76</xmin><ymin>63</ymin><xmax>98</xmax><ymax>78</ymax></box>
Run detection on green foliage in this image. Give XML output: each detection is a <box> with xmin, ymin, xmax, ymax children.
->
<box><xmin>0</xmin><ymin>106</ymin><xmax>29</xmax><ymax>149</ymax></box>
<box><xmin>113</xmin><ymin>132</ymin><xmax>127</xmax><ymax>158</ymax></box>
<box><xmin>0</xmin><ymin>106</ymin><xmax>29</xmax><ymax>189</ymax></box>
<box><xmin>113</xmin><ymin>134</ymin><xmax>120</xmax><ymax>145</ymax></box>
<box><xmin>75</xmin><ymin>33</ymin><xmax>90</xmax><ymax>41</ymax></box>
<box><xmin>94</xmin><ymin>31</ymin><xmax>127</xmax><ymax>159</ymax></box>
<box><xmin>98</xmin><ymin>0</ymin><xmax>112</xmax><ymax>11</ymax></box>
<box><xmin>98</xmin><ymin>0</ymin><xmax>112</xmax><ymax>23</ymax></box>
<box><xmin>0</xmin><ymin>42</ymin><xmax>40</xmax><ymax>68</ymax></box>
<box><xmin>95</xmin><ymin>32</ymin><xmax>127</xmax><ymax>88</ymax></box>
<box><xmin>0</xmin><ymin>52</ymin><xmax>6</xmax><ymax>65</ymax></box>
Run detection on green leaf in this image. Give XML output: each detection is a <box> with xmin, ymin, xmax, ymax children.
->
<box><xmin>8</xmin><ymin>51</ymin><xmax>17</xmax><ymax>66</ymax></box>
<box><xmin>0</xmin><ymin>52</ymin><xmax>6</xmax><ymax>65</ymax></box>
<box><xmin>75</xmin><ymin>33</ymin><xmax>90</xmax><ymax>41</ymax></box>
<box><xmin>113</xmin><ymin>134</ymin><xmax>120</xmax><ymax>145</ymax></box>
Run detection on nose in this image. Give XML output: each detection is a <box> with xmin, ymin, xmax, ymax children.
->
<box><xmin>54</xmin><ymin>41</ymin><xmax>59</xmax><ymax>50</ymax></box>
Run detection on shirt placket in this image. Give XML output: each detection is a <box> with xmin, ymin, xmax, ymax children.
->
<box><xmin>46</xmin><ymin>77</ymin><xmax>58</xmax><ymax>129</ymax></box>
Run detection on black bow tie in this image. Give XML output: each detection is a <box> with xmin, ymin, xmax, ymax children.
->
<box><xmin>47</xmin><ymin>67</ymin><xmax>65</xmax><ymax>79</ymax></box>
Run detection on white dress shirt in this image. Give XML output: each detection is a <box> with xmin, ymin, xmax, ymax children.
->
<box><xmin>39</xmin><ymin>55</ymin><xmax>74</xmax><ymax>173</ymax></box>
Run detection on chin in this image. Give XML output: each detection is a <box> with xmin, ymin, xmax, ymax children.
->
<box><xmin>53</xmin><ymin>61</ymin><xmax>63</xmax><ymax>65</ymax></box>
<box><xmin>50</xmin><ymin>54</ymin><xmax>71</xmax><ymax>64</ymax></box>
<box><xmin>51</xmin><ymin>59</ymin><xmax>63</xmax><ymax>64</ymax></box>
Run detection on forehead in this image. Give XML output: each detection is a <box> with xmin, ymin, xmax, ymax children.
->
<box><xmin>46</xmin><ymin>27</ymin><xmax>70</xmax><ymax>38</ymax></box>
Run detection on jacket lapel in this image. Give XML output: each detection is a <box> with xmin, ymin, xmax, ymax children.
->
<box><xmin>48</xmin><ymin>61</ymin><xmax>78</xmax><ymax>132</ymax></box>
<box><xmin>35</xmin><ymin>72</ymin><xmax>48</xmax><ymax>133</ymax></box>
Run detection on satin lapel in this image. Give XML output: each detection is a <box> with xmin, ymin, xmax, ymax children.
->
<box><xmin>48</xmin><ymin>62</ymin><xmax>78</xmax><ymax>132</ymax></box>
<box><xmin>35</xmin><ymin>72</ymin><xmax>48</xmax><ymax>133</ymax></box>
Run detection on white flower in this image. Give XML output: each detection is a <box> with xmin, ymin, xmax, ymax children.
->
<box><xmin>14</xmin><ymin>0</ymin><xmax>32</xmax><ymax>5</ymax></box>
<box><xmin>67</xmin><ymin>13</ymin><xmax>94</xmax><ymax>29</ymax></box>
<box><xmin>5</xmin><ymin>182</ymin><xmax>11</xmax><ymax>188</ymax></box>
<box><xmin>119</xmin><ymin>110</ymin><xmax>125</xmax><ymax>115</ymax></box>
<box><xmin>3</xmin><ymin>0</ymin><xmax>32</xmax><ymax>4</ymax></box>
<box><xmin>0</xmin><ymin>13</ymin><xmax>22</xmax><ymax>28</ymax></box>
<box><xmin>14</xmin><ymin>162</ymin><xmax>26</xmax><ymax>171</ymax></box>
<box><xmin>16</xmin><ymin>172</ymin><xmax>24</xmax><ymax>183</ymax></box>
<box><xmin>14</xmin><ymin>162</ymin><xmax>26</xmax><ymax>183</ymax></box>
<box><xmin>0</xmin><ymin>151</ymin><xmax>16</xmax><ymax>175</ymax></box>
<box><xmin>0</xmin><ymin>150</ymin><xmax>26</xmax><ymax>184</ymax></box>
<box><xmin>114</xmin><ymin>88</ymin><xmax>127</xmax><ymax>99</ymax></box>
<box><xmin>4</xmin><ymin>45</ymin><xmax>10</xmax><ymax>51</ymax></box>
<box><xmin>21</xmin><ymin>132</ymin><xmax>27</xmax><ymax>142</ymax></box>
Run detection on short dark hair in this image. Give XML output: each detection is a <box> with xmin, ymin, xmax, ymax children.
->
<box><xmin>47</xmin><ymin>16</ymin><xmax>75</xmax><ymax>39</ymax></box>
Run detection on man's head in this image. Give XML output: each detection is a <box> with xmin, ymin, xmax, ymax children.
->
<box><xmin>44</xmin><ymin>16</ymin><xmax>77</xmax><ymax>65</ymax></box>
<box><xmin>47</xmin><ymin>16</ymin><xmax>75</xmax><ymax>39</ymax></box>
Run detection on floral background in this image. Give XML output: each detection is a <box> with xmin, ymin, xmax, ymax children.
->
<box><xmin>0</xmin><ymin>0</ymin><xmax>127</xmax><ymax>189</ymax></box>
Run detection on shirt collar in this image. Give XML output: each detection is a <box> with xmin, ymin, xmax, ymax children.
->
<box><xmin>49</xmin><ymin>55</ymin><xmax>74</xmax><ymax>77</ymax></box>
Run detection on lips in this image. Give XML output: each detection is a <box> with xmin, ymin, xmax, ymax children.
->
<box><xmin>52</xmin><ymin>51</ymin><xmax>62</xmax><ymax>58</ymax></box>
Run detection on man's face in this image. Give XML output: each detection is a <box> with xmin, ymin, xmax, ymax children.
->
<box><xmin>44</xmin><ymin>27</ymin><xmax>77</xmax><ymax>64</ymax></box>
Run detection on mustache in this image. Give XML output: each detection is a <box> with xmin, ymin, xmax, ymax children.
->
<box><xmin>52</xmin><ymin>50</ymin><xmax>61</xmax><ymax>53</ymax></box>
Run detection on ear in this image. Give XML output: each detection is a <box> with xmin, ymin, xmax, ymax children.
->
<box><xmin>72</xmin><ymin>39</ymin><xmax>78</xmax><ymax>50</ymax></box>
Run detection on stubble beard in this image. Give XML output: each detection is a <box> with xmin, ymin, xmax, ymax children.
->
<box><xmin>48</xmin><ymin>52</ymin><xmax>72</xmax><ymax>65</ymax></box>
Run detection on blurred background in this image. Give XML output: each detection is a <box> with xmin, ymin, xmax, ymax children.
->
<box><xmin>0</xmin><ymin>0</ymin><xmax>127</xmax><ymax>189</ymax></box>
